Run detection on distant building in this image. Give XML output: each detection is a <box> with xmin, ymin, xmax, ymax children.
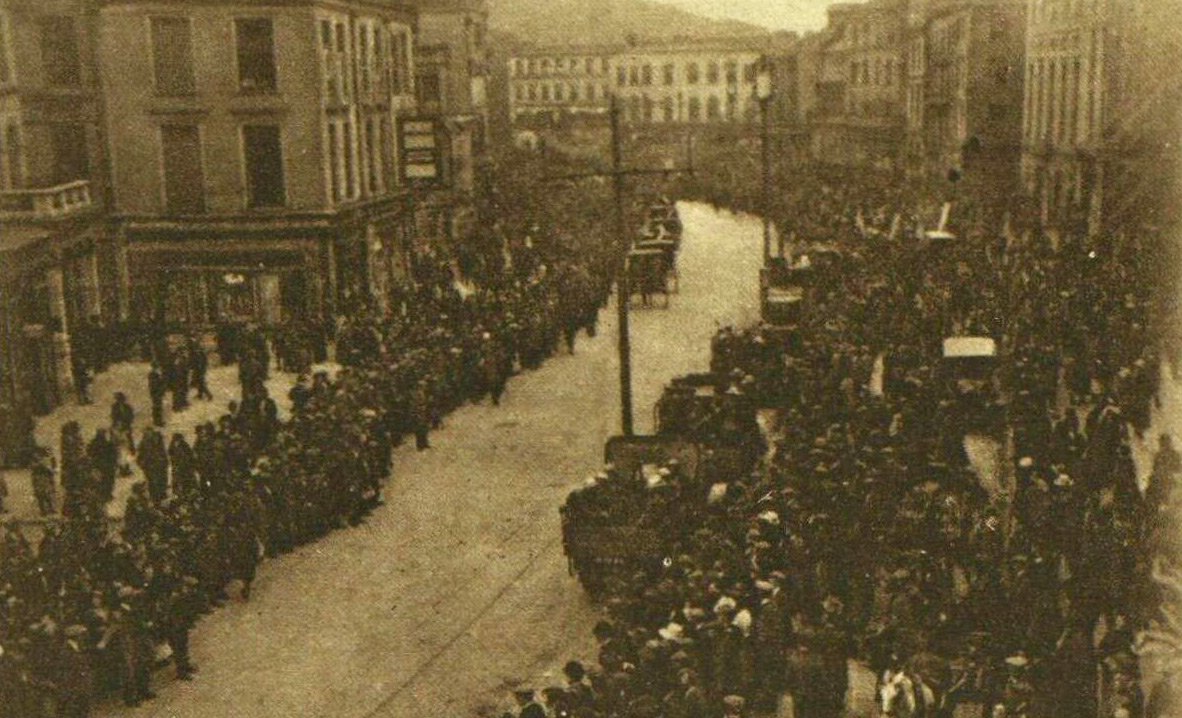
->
<box><xmin>610</xmin><ymin>38</ymin><xmax>769</xmax><ymax>125</ymax></box>
<box><xmin>810</xmin><ymin>0</ymin><xmax>908</xmax><ymax>168</ymax></box>
<box><xmin>1021</xmin><ymin>0</ymin><xmax>1182</xmax><ymax>230</ymax></box>
<box><xmin>0</xmin><ymin>0</ymin><xmax>109</xmax><ymax>415</ymax></box>
<box><xmin>411</xmin><ymin>0</ymin><xmax>490</xmax><ymax>248</ymax></box>
<box><xmin>98</xmin><ymin>0</ymin><xmax>420</xmax><ymax>323</ymax></box>
<box><xmin>507</xmin><ymin>46</ymin><xmax>617</xmax><ymax>127</ymax></box>
<box><xmin>902</xmin><ymin>0</ymin><xmax>1026</xmax><ymax>196</ymax></box>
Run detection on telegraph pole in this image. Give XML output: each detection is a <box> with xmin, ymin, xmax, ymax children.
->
<box><xmin>543</xmin><ymin>97</ymin><xmax>694</xmax><ymax>436</ymax></box>
<box><xmin>611</xmin><ymin>99</ymin><xmax>635</xmax><ymax>436</ymax></box>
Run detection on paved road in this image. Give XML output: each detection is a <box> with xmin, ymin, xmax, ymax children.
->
<box><xmin>97</xmin><ymin>203</ymin><xmax>764</xmax><ymax>718</ymax></box>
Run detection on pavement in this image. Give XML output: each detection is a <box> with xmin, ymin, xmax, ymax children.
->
<box><xmin>89</xmin><ymin>202</ymin><xmax>771</xmax><ymax>718</ymax></box>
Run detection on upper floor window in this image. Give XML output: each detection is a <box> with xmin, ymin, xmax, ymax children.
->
<box><xmin>617</xmin><ymin>66</ymin><xmax>626</xmax><ymax>86</ymax></box>
<box><xmin>235</xmin><ymin>18</ymin><xmax>277</xmax><ymax>93</ymax></box>
<box><xmin>389</xmin><ymin>29</ymin><xmax>411</xmax><ymax>95</ymax></box>
<box><xmin>663</xmin><ymin>64</ymin><xmax>674</xmax><ymax>85</ymax></box>
<box><xmin>707</xmin><ymin>62</ymin><xmax>720</xmax><ymax>84</ymax></box>
<box><xmin>40</xmin><ymin>16</ymin><xmax>82</xmax><ymax>87</ymax></box>
<box><xmin>151</xmin><ymin>17</ymin><xmax>196</xmax><ymax>96</ymax></box>
<box><xmin>686</xmin><ymin>63</ymin><xmax>700</xmax><ymax>84</ymax></box>
<box><xmin>585</xmin><ymin>58</ymin><xmax>594</xmax><ymax>74</ymax></box>
<box><xmin>725</xmin><ymin>61</ymin><xmax>737</xmax><ymax>84</ymax></box>
<box><xmin>641</xmin><ymin>65</ymin><xmax>653</xmax><ymax>85</ymax></box>
<box><xmin>242</xmin><ymin>124</ymin><xmax>285</xmax><ymax>207</ymax></box>
<box><xmin>161</xmin><ymin>124</ymin><xmax>205</xmax><ymax>214</ymax></box>
<box><xmin>628</xmin><ymin>67</ymin><xmax>638</xmax><ymax>86</ymax></box>
<box><xmin>0</xmin><ymin>13</ymin><xmax>12</xmax><ymax>86</ymax></box>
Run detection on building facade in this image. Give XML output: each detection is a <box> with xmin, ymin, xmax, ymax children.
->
<box><xmin>0</xmin><ymin>0</ymin><xmax>111</xmax><ymax>422</ymax></box>
<box><xmin>609</xmin><ymin>39</ymin><xmax>768</xmax><ymax>125</ymax></box>
<box><xmin>1021</xmin><ymin>0</ymin><xmax>1182</xmax><ymax>230</ymax></box>
<box><xmin>903</xmin><ymin>0</ymin><xmax>1026</xmax><ymax>196</ymax></box>
<box><xmin>99</xmin><ymin>0</ymin><xmax>420</xmax><ymax>324</ymax></box>
<box><xmin>507</xmin><ymin>47</ymin><xmax>615</xmax><ymax>127</ymax></box>
<box><xmin>810</xmin><ymin>0</ymin><xmax>908</xmax><ymax>167</ymax></box>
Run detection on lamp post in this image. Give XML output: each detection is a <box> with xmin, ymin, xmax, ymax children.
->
<box><xmin>755</xmin><ymin>60</ymin><xmax>774</xmax><ymax>264</ymax></box>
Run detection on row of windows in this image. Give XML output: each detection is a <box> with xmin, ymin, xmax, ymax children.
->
<box><xmin>849</xmin><ymin>58</ymin><xmax>897</xmax><ymax>87</ymax></box>
<box><xmin>613</xmin><ymin>61</ymin><xmax>754</xmax><ymax>88</ymax></box>
<box><xmin>512</xmin><ymin>56</ymin><xmax>610</xmax><ymax>76</ymax></box>
<box><xmin>0</xmin><ymin>122</ymin><xmax>90</xmax><ymax>191</ymax></box>
<box><xmin>148</xmin><ymin>16</ymin><xmax>276</xmax><ymax>96</ymax></box>
<box><xmin>1023</xmin><ymin>51</ymin><xmax>1096</xmax><ymax>147</ymax></box>
<box><xmin>158</xmin><ymin>124</ymin><xmax>285</xmax><ymax>212</ymax></box>
<box><xmin>513</xmin><ymin>82</ymin><xmax>609</xmax><ymax>104</ymax></box>
<box><xmin>617</xmin><ymin>94</ymin><xmax>750</xmax><ymax>123</ymax></box>
<box><xmin>149</xmin><ymin>16</ymin><xmax>412</xmax><ymax>101</ymax></box>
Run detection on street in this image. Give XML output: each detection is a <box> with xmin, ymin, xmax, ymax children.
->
<box><xmin>93</xmin><ymin>202</ymin><xmax>765</xmax><ymax>718</ymax></box>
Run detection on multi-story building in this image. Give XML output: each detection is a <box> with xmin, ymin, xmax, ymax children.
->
<box><xmin>810</xmin><ymin>0</ymin><xmax>908</xmax><ymax>167</ymax></box>
<box><xmin>610</xmin><ymin>38</ymin><xmax>769</xmax><ymax>125</ymax></box>
<box><xmin>507</xmin><ymin>47</ymin><xmax>616</xmax><ymax>127</ymax></box>
<box><xmin>98</xmin><ymin>0</ymin><xmax>419</xmax><ymax>324</ymax></box>
<box><xmin>1021</xmin><ymin>0</ymin><xmax>1181</xmax><ymax>230</ymax></box>
<box><xmin>0</xmin><ymin>0</ymin><xmax>110</xmax><ymax>420</ymax></box>
<box><xmin>903</xmin><ymin>0</ymin><xmax>1026</xmax><ymax>195</ymax></box>
<box><xmin>411</xmin><ymin>0</ymin><xmax>490</xmax><ymax>247</ymax></box>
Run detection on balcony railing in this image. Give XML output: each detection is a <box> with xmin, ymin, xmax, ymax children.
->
<box><xmin>0</xmin><ymin>181</ymin><xmax>93</xmax><ymax>221</ymax></box>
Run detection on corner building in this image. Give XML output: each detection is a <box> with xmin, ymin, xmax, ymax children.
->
<box><xmin>99</xmin><ymin>0</ymin><xmax>419</xmax><ymax>325</ymax></box>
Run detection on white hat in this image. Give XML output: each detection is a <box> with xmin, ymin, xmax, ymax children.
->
<box><xmin>658</xmin><ymin>622</ymin><xmax>686</xmax><ymax>642</ymax></box>
<box><xmin>708</xmin><ymin>483</ymin><xmax>728</xmax><ymax>505</ymax></box>
<box><xmin>732</xmin><ymin>609</ymin><xmax>753</xmax><ymax>635</ymax></box>
<box><xmin>757</xmin><ymin>510</ymin><xmax>780</xmax><ymax>525</ymax></box>
<box><xmin>714</xmin><ymin>596</ymin><xmax>738</xmax><ymax>614</ymax></box>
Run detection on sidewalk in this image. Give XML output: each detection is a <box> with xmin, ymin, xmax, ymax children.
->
<box><xmin>0</xmin><ymin>358</ymin><xmax>303</xmax><ymax>523</ymax></box>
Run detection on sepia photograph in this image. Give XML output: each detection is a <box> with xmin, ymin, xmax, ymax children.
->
<box><xmin>0</xmin><ymin>0</ymin><xmax>1180</xmax><ymax>716</ymax></box>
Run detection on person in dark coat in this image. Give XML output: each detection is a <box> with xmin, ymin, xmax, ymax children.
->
<box><xmin>110</xmin><ymin>392</ymin><xmax>135</xmax><ymax>459</ymax></box>
<box><xmin>169</xmin><ymin>433</ymin><xmax>198</xmax><ymax>497</ymax></box>
<box><xmin>87</xmin><ymin>428</ymin><xmax>118</xmax><ymax>500</ymax></box>
<box><xmin>148</xmin><ymin>363</ymin><xmax>167</xmax><ymax>426</ymax></box>
<box><xmin>169</xmin><ymin>348</ymin><xmax>190</xmax><ymax>412</ymax></box>
<box><xmin>188</xmin><ymin>337</ymin><xmax>213</xmax><ymax>401</ymax></box>
<box><xmin>137</xmin><ymin>428</ymin><xmax>170</xmax><ymax>503</ymax></box>
<box><xmin>1147</xmin><ymin>434</ymin><xmax>1182</xmax><ymax>511</ymax></box>
<box><xmin>30</xmin><ymin>447</ymin><xmax>57</xmax><ymax>516</ymax></box>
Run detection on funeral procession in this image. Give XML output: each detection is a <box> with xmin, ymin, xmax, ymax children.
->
<box><xmin>0</xmin><ymin>0</ymin><xmax>1181</xmax><ymax>716</ymax></box>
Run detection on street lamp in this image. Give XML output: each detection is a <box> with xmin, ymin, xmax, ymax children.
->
<box><xmin>755</xmin><ymin>60</ymin><xmax>774</xmax><ymax>264</ymax></box>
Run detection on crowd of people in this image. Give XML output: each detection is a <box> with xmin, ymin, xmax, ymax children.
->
<box><xmin>501</xmin><ymin>164</ymin><xmax>1181</xmax><ymax>718</ymax></box>
<box><xmin>0</xmin><ymin>148</ymin><xmax>622</xmax><ymax>717</ymax></box>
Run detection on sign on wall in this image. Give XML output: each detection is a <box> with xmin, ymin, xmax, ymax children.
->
<box><xmin>398</xmin><ymin>118</ymin><xmax>446</xmax><ymax>186</ymax></box>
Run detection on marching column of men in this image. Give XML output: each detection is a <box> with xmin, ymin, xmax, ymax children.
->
<box><xmin>0</xmin><ymin>230</ymin><xmax>612</xmax><ymax>717</ymax></box>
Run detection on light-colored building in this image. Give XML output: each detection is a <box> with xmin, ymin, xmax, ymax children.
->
<box><xmin>0</xmin><ymin>0</ymin><xmax>109</xmax><ymax>420</ymax></box>
<box><xmin>610</xmin><ymin>39</ymin><xmax>769</xmax><ymax>125</ymax></box>
<box><xmin>98</xmin><ymin>0</ymin><xmax>420</xmax><ymax>323</ymax></box>
<box><xmin>903</xmin><ymin>0</ymin><xmax>1026</xmax><ymax>195</ymax></box>
<box><xmin>508</xmin><ymin>46</ymin><xmax>616</xmax><ymax>126</ymax></box>
<box><xmin>810</xmin><ymin>0</ymin><xmax>908</xmax><ymax>167</ymax></box>
<box><xmin>1021</xmin><ymin>0</ymin><xmax>1182</xmax><ymax>230</ymax></box>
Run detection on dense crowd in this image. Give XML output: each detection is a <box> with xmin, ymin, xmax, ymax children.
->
<box><xmin>0</xmin><ymin>149</ymin><xmax>621</xmax><ymax>717</ymax></box>
<box><xmin>505</xmin><ymin>165</ymin><xmax>1181</xmax><ymax>718</ymax></box>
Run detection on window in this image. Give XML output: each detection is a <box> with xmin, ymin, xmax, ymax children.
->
<box><xmin>542</xmin><ymin>58</ymin><xmax>551</xmax><ymax>72</ymax></box>
<box><xmin>389</xmin><ymin>30</ymin><xmax>410</xmax><ymax>95</ymax></box>
<box><xmin>418</xmin><ymin>73</ymin><xmax>442</xmax><ymax>105</ymax></box>
<box><xmin>628</xmin><ymin>67</ymin><xmax>638</xmax><ymax>86</ymax></box>
<box><xmin>585</xmin><ymin>82</ymin><xmax>595</xmax><ymax>101</ymax></box>
<box><xmin>541</xmin><ymin>84</ymin><xmax>550</xmax><ymax>101</ymax></box>
<box><xmin>850</xmin><ymin>62</ymin><xmax>858</xmax><ymax>84</ymax></box>
<box><xmin>662</xmin><ymin>97</ymin><xmax>673</xmax><ymax>122</ymax></box>
<box><xmin>707</xmin><ymin>62</ymin><xmax>719</xmax><ymax>84</ymax></box>
<box><xmin>569</xmin><ymin>83</ymin><xmax>578</xmax><ymax>101</ymax></box>
<box><xmin>242</xmin><ymin>124</ymin><xmax>285</xmax><ymax>207</ymax></box>
<box><xmin>585</xmin><ymin>58</ymin><xmax>594</xmax><ymax>74</ymax></box>
<box><xmin>359</xmin><ymin>25</ymin><xmax>371</xmax><ymax>94</ymax></box>
<box><xmin>663</xmin><ymin>64</ymin><xmax>674</xmax><ymax>85</ymax></box>
<box><xmin>555</xmin><ymin>83</ymin><xmax>564</xmax><ymax>101</ymax></box>
<box><xmin>686</xmin><ymin>62</ymin><xmax>699</xmax><ymax>84</ymax></box>
<box><xmin>3</xmin><ymin>124</ymin><xmax>22</xmax><ymax>189</ymax></box>
<box><xmin>706</xmin><ymin>95</ymin><xmax>720</xmax><ymax>120</ymax></box>
<box><xmin>725</xmin><ymin>61</ymin><xmax>737</xmax><ymax>83</ymax></box>
<box><xmin>688</xmin><ymin>96</ymin><xmax>701</xmax><ymax>121</ymax></box>
<box><xmin>885</xmin><ymin>60</ymin><xmax>894</xmax><ymax>86</ymax></box>
<box><xmin>515</xmin><ymin>85</ymin><xmax>524</xmax><ymax>101</ymax></box>
<box><xmin>49</xmin><ymin>124</ymin><xmax>88</xmax><ymax>184</ymax></box>
<box><xmin>151</xmin><ymin>17</ymin><xmax>196</xmax><ymax>96</ymax></box>
<box><xmin>0</xmin><ymin>13</ymin><xmax>12</xmax><ymax>85</ymax></box>
<box><xmin>601</xmin><ymin>58</ymin><xmax>609</xmax><ymax>73</ymax></box>
<box><xmin>743</xmin><ymin>64</ymin><xmax>755</xmax><ymax>83</ymax></box>
<box><xmin>365</xmin><ymin>117</ymin><xmax>380</xmax><ymax>194</ymax></box>
<box><xmin>617</xmin><ymin>66</ymin><xmax>627</xmax><ymax>86</ymax></box>
<box><xmin>343</xmin><ymin>121</ymin><xmax>354</xmax><ymax>199</ymax></box>
<box><xmin>328</xmin><ymin>122</ymin><xmax>340</xmax><ymax>201</ymax></box>
<box><xmin>39</xmin><ymin>16</ymin><xmax>82</xmax><ymax>87</ymax></box>
<box><xmin>528</xmin><ymin>84</ymin><xmax>537</xmax><ymax>100</ymax></box>
<box><xmin>235</xmin><ymin>18</ymin><xmax>277</xmax><ymax>93</ymax></box>
<box><xmin>642</xmin><ymin>96</ymin><xmax>653</xmax><ymax>122</ymax></box>
<box><xmin>641</xmin><ymin>65</ymin><xmax>652</xmax><ymax>85</ymax></box>
<box><xmin>160</xmin><ymin>125</ymin><xmax>205</xmax><ymax>214</ymax></box>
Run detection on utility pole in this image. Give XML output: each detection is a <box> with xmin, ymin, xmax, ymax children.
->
<box><xmin>760</xmin><ymin>92</ymin><xmax>772</xmax><ymax>263</ymax></box>
<box><xmin>543</xmin><ymin>96</ymin><xmax>694</xmax><ymax>436</ymax></box>
<box><xmin>611</xmin><ymin>99</ymin><xmax>635</xmax><ymax>436</ymax></box>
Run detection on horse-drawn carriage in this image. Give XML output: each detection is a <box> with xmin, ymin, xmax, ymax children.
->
<box><xmin>636</xmin><ymin>238</ymin><xmax>679</xmax><ymax>293</ymax></box>
<box><xmin>628</xmin><ymin>248</ymin><xmax>673</xmax><ymax>308</ymax></box>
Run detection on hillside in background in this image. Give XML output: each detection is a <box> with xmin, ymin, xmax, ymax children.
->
<box><xmin>488</xmin><ymin>0</ymin><xmax>771</xmax><ymax>47</ymax></box>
